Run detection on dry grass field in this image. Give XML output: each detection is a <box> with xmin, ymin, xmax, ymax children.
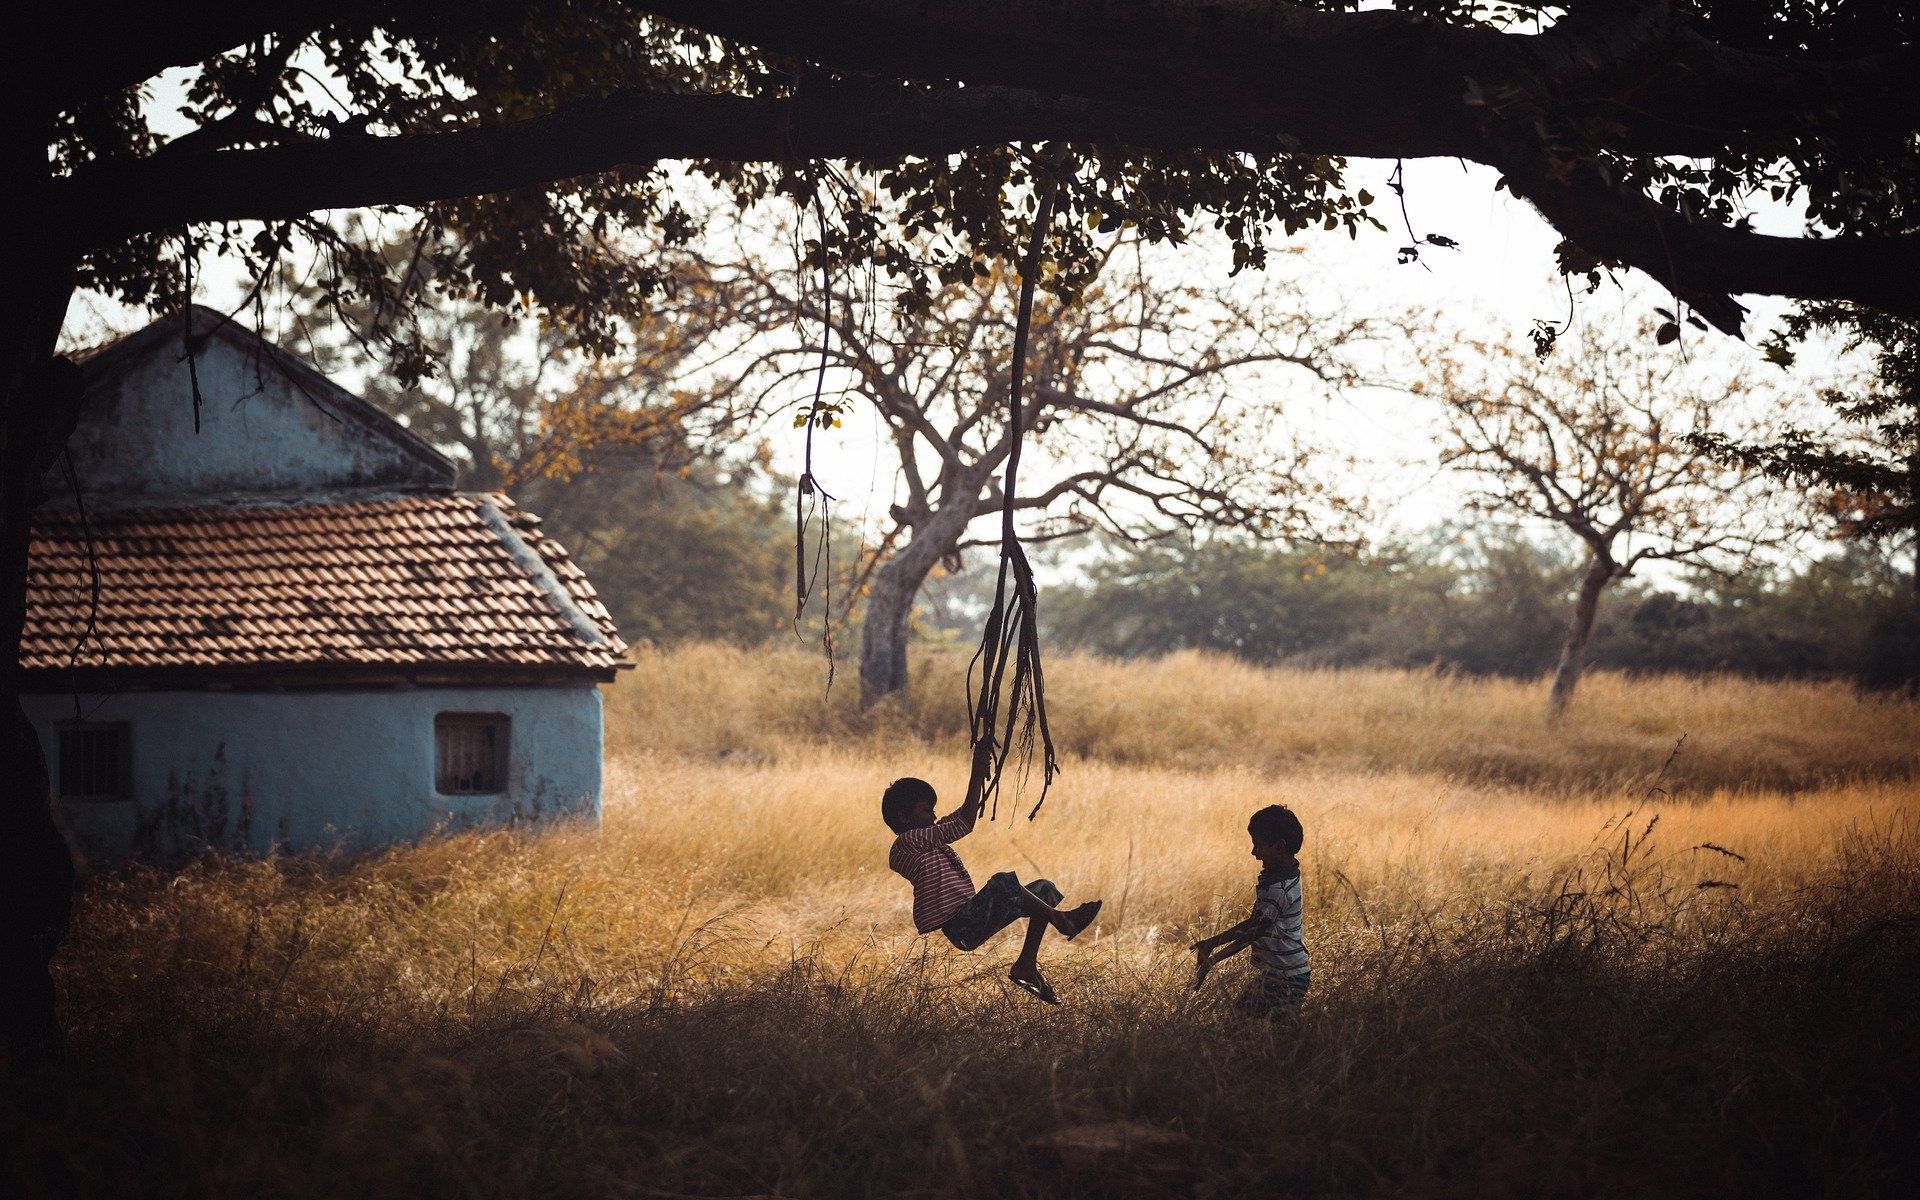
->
<box><xmin>12</xmin><ymin>646</ymin><xmax>1920</xmax><ymax>1199</ymax></box>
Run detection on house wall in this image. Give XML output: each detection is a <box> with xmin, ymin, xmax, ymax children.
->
<box><xmin>60</xmin><ymin>322</ymin><xmax>452</xmax><ymax>500</ymax></box>
<box><xmin>23</xmin><ymin>686</ymin><xmax>603</xmax><ymax>862</ymax></box>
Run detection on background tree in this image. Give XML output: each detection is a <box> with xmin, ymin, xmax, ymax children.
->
<box><xmin>1701</xmin><ymin>307</ymin><xmax>1920</xmax><ymax>586</ymax></box>
<box><xmin>669</xmin><ymin>235</ymin><xmax>1374</xmax><ymax>705</ymax></box>
<box><xmin>1433</xmin><ymin>322</ymin><xmax>1795</xmax><ymax>717</ymax></box>
<box><xmin>1697</xmin><ymin>304</ymin><xmax>1920</xmax><ymax>686</ymax></box>
<box><xmin>1050</xmin><ymin>529</ymin><xmax>1599</xmax><ymax>677</ymax></box>
<box><xmin>517</xmin><ymin>453</ymin><xmax>796</xmax><ymax>649</ymax></box>
<box><xmin>1606</xmin><ymin>546</ymin><xmax>1911</xmax><ymax>685</ymax></box>
<box><xmin>288</xmin><ymin>294</ymin><xmax>797</xmax><ymax>646</ymax></box>
<box><xmin>1048</xmin><ymin>536</ymin><xmax>1449</xmax><ymax>666</ymax></box>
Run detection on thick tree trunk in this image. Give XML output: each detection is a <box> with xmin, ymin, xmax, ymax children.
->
<box><xmin>858</xmin><ymin>499</ymin><xmax>980</xmax><ymax>708</ymax></box>
<box><xmin>858</xmin><ymin>553</ymin><xmax>932</xmax><ymax>706</ymax></box>
<box><xmin>1547</xmin><ymin>554</ymin><xmax>1616</xmax><ymax>721</ymax></box>
<box><xmin>0</xmin><ymin>243</ymin><xmax>82</xmax><ymax>1063</ymax></box>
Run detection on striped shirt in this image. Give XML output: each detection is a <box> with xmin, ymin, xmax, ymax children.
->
<box><xmin>889</xmin><ymin>808</ymin><xmax>978</xmax><ymax>933</ymax></box>
<box><xmin>1250</xmin><ymin>868</ymin><xmax>1309</xmax><ymax>978</ymax></box>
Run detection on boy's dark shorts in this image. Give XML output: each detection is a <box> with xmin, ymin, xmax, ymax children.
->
<box><xmin>1237</xmin><ymin>969</ymin><xmax>1311</xmax><ymax>1018</ymax></box>
<box><xmin>941</xmin><ymin>871</ymin><xmax>1062</xmax><ymax>951</ymax></box>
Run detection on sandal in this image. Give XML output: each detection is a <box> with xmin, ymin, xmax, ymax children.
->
<box><xmin>1009</xmin><ymin>968</ymin><xmax>1060</xmax><ymax>1005</ymax></box>
<box><xmin>1059</xmin><ymin>900</ymin><xmax>1103</xmax><ymax>941</ymax></box>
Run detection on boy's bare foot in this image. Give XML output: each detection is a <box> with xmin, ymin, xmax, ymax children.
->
<box><xmin>1058</xmin><ymin>900</ymin><xmax>1103</xmax><ymax>941</ymax></box>
<box><xmin>1009</xmin><ymin>963</ymin><xmax>1060</xmax><ymax>1005</ymax></box>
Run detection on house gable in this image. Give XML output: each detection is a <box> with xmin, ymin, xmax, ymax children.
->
<box><xmin>57</xmin><ymin>307</ymin><xmax>455</xmax><ymax>502</ymax></box>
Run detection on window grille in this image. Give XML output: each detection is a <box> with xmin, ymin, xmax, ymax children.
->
<box><xmin>58</xmin><ymin>722</ymin><xmax>131</xmax><ymax>800</ymax></box>
<box><xmin>435</xmin><ymin>713</ymin><xmax>509</xmax><ymax>794</ymax></box>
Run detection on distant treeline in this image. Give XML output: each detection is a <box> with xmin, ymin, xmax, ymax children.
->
<box><xmin>522</xmin><ymin>458</ymin><xmax>1917</xmax><ymax>689</ymax></box>
<box><xmin>1043</xmin><ymin>535</ymin><xmax>1920</xmax><ymax>690</ymax></box>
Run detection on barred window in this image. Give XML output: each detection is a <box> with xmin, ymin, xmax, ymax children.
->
<box><xmin>58</xmin><ymin>721</ymin><xmax>131</xmax><ymax>801</ymax></box>
<box><xmin>435</xmin><ymin>713</ymin><xmax>509</xmax><ymax>795</ymax></box>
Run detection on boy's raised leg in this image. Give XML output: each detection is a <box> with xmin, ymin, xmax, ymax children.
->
<box><xmin>1006</xmin><ymin>882</ymin><xmax>1102</xmax><ymax>1004</ymax></box>
<box><xmin>1015</xmin><ymin>884</ymin><xmax>1102</xmax><ymax>940</ymax></box>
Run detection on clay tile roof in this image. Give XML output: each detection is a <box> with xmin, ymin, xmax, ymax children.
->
<box><xmin>24</xmin><ymin>492</ymin><xmax>627</xmax><ymax>678</ymax></box>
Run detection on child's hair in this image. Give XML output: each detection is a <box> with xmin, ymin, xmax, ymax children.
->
<box><xmin>1248</xmin><ymin>804</ymin><xmax>1304</xmax><ymax>854</ymax></box>
<box><xmin>881</xmin><ymin>776</ymin><xmax>938</xmax><ymax>833</ymax></box>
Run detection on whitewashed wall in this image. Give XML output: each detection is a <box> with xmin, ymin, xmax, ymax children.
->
<box><xmin>59</xmin><ymin>318</ymin><xmax>452</xmax><ymax>501</ymax></box>
<box><xmin>23</xmin><ymin>686</ymin><xmax>602</xmax><ymax>861</ymax></box>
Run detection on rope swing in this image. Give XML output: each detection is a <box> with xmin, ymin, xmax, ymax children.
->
<box><xmin>964</xmin><ymin>154</ymin><xmax>1062</xmax><ymax>822</ymax></box>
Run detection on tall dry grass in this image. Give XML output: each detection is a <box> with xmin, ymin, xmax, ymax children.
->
<box><xmin>610</xmin><ymin>643</ymin><xmax>1920</xmax><ymax>792</ymax></box>
<box><xmin>15</xmin><ymin>646</ymin><xmax>1920</xmax><ymax>1199</ymax></box>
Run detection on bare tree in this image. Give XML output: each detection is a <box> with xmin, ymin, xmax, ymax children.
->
<box><xmin>675</xmin><ymin>236</ymin><xmax>1376</xmax><ymax>705</ymax></box>
<box><xmin>1434</xmin><ymin>320</ymin><xmax>1797</xmax><ymax>718</ymax></box>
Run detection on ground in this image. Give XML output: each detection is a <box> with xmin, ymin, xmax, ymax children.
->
<box><xmin>9</xmin><ymin>646</ymin><xmax>1920</xmax><ymax>1198</ymax></box>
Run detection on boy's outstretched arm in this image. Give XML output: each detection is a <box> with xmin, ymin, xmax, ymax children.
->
<box><xmin>1190</xmin><ymin>914</ymin><xmax>1273</xmax><ymax>990</ymax></box>
<box><xmin>900</xmin><ymin>801</ymin><xmax>978</xmax><ymax>850</ymax></box>
<box><xmin>959</xmin><ymin>736</ymin><xmax>995</xmax><ymax>820</ymax></box>
<box><xmin>895</xmin><ymin>792</ymin><xmax>980</xmax><ymax>852</ymax></box>
<box><xmin>942</xmin><ymin>796</ymin><xmax>980</xmax><ymax>838</ymax></box>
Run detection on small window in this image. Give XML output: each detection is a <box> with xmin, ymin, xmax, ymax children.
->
<box><xmin>435</xmin><ymin>713</ymin><xmax>509</xmax><ymax>795</ymax></box>
<box><xmin>58</xmin><ymin>721</ymin><xmax>131</xmax><ymax>801</ymax></box>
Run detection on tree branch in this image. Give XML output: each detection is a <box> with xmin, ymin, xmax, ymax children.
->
<box><xmin>1500</xmin><ymin>157</ymin><xmax>1920</xmax><ymax>336</ymax></box>
<box><xmin>1030</xmin><ymin>385</ymin><xmax>1216</xmax><ymax>452</ymax></box>
<box><xmin>636</xmin><ymin>1</ymin><xmax>1919</xmax><ymax>162</ymax></box>
<box><xmin>53</xmin><ymin>79</ymin><xmax>1282</xmax><ymax>253</ymax></box>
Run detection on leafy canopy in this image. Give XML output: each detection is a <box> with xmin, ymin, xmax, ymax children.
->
<box><xmin>50</xmin><ymin>0</ymin><xmax>1918</xmax><ymax>367</ymax></box>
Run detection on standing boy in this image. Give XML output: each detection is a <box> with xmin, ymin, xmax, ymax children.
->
<box><xmin>1191</xmin><ymin>803</ymin><xmax>1310</xmax><ymax>1016</ymax></box>
<box><xmin>883</xmin><ymin>775</ymin><xmax>1101</xmax><ymax>1005</ymax></box>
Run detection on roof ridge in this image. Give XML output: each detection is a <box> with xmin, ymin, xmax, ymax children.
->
<box><xmin>35</xmin><ymin>486</ymin><xmax>461</xmax><ymax>517</ymax></box>
<box><xmin>473</xmin><ymin>496</ymin><xmax>611</xmax><ymax>650</ymax></box>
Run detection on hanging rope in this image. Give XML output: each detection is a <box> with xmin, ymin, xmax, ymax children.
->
<box><xmin>794</xmin><ymin>194</ymin><xmax>838</xmax><ymax>692</ymax></box>
<box><xmin>964</xmin><ymin>154</ymin><xmax>1062</xmax><ymax>822</ymax></box>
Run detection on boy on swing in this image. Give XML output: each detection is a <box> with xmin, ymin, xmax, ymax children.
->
<box><xmin>883</xmin><ymin>773</ymin><xmax>1102</xmax><ymax>1004</ymax></box>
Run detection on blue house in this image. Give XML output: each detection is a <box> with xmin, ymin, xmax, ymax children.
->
<box><xmin>22</xmin><ymin>308</ymin><xmax>629</xmax><ymax>860</ymax></box>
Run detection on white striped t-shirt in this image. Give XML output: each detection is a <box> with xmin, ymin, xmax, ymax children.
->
<box><xmin>1250</xmin><ymin>869</ymin><xmax>1308</xmax><ymax>978</ymax></box>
